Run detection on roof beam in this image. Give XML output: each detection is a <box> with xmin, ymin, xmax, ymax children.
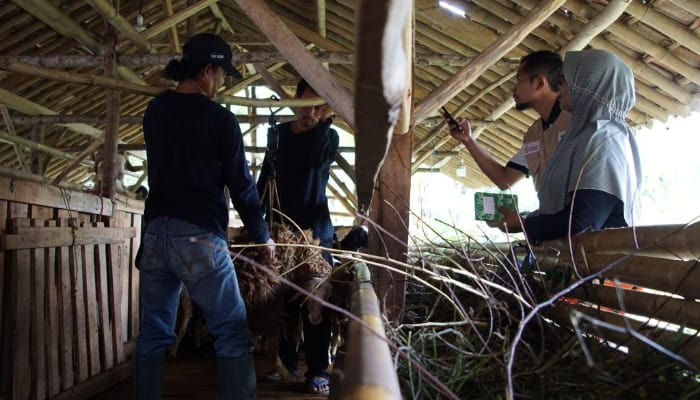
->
<box><xmin>0</xmin><ymin>61</ymin><xmax>334</xmax><ymax>107</ymax></box>
<box><xmin>10</xmin><ymin>0</ymin><xmax>146</xmax><ymax>85</ymax></box>
<box><xmin>413</xmin><ymin>0</ymin><xmax>638</xmax><ymax>172</ymax></box>
<box><xmin>623</xmin><ymin>0</ymin><xmax>700</xmax><ymax>55</ymax></box>
<box><xmin>162</xmin><ymin>0</ymin><xmax>181</xmax><ymax>51</ymax></box>
<box><xmin>558</xmin><ymin>0</ymin><xmax>630</xmax><ymax>53</ymax></box>
<box><xmin>10</xmin><ymin>0</ymin><xmax>102</xmax><ymax>54</ymax></box>
<box><xmin>279</xmin><ymin>16</ymin><xmax>346</xmax><ymax>52</ymax></box>
<box><xmin>208</xmin><ymin>0</ymin><xmax>234</xmax><ymax>34</ymax></box>
<box><xmin>0</xmin><ymin>52</ymin><xmax>515</xmax><ymax>69</ymax></box>
<box><xmin>666</xmin><ymin>0</ymin><xmax>700</xmax><ymax>17</ymax></box>
<box><xmin>140</xmin><ymin>0</ymin><xmax>211</xmax><ymax>40</ymax></box>
<box><xmin>0</xmin><ymin>88</ymin><xmax>102</xmax><ymax>138</ymax></box>
<box><xmin>9</xmin><ymin>114</ymin><xmax>302</xmax><ymax>126</ymax></box>
<box><xmin>234</xmin><ymin>0</ymin><xmax>354</xmax><ymax>129</ymax></box>
<box><xmin>412</xmin><ymin>0</ymin><xmax>566</xmax><ymax>123</ymax></box>
<box><xmin>411</xmin><ymin>72</ymin><xmax>514</xmax><ymax>171</ymax></box>
<box><xmin>0</xmin><ymin>106</ymin><xmax>30</xmax><ymax>172</ymax></box>
<box><xmin>86</xmin><ymin>0</ymin><xmax>153</xmax><ymax>52</ymax></box>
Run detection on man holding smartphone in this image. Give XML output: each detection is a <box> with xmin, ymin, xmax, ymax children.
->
<box><xmin>448</xmin><ymin>51</ymin><xmax>570</xmax><ymax>192</ymax></box>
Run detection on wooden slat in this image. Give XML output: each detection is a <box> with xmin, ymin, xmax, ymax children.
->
<box><xmin>45</xmin><ymin>220</ymin><xmax>61</xmax><ymax>397</ymax></box>
<box><xmin>30</xmin><ymin>218</ymin><xmax>47</xmax><ymax>399</ymax></box>
<box><xmin>82</xmin><ymin>226</ymin><xmax>101</xmax><ymax>377</ymax></box>
<box><xmin>95</xmin><ymin>222</ymin><xmax>114</xmax><ymax>370</ymax></box>
<box><xmin>2</xmin><ymin>226</ymin><xmax>136</xmax><ymax>249</ymax></box>
<box><xmin>70</xmin><ymin>228</ymin><xmax>89</xmax><ymax>383</ymax></box>
<box><xmin>0</xmin><ymin>199</ymin><xmax>7</xmax><ymax>394</ymax></box>
<box><xmin>9</xmin><ymin>215</ymin><xmax>30</xmax><ymax>400</ymax></box>
<box><xmin>107</xmin><ymin>242</ymin><xmax>125</xmax><ymax>363</ymax></box>
<box><xmin>129</xmin><ymin>213</ymin><xmax>142</xmax><ymax>339</ymax></box>
<box><xmin>56</xmin><ymin>218</ymin><xmax>75</xmax><ymax>389</ymax></box>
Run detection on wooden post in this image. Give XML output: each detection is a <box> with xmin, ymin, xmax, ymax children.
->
<box><xmin>354</xmin><ymin>0</ymin><xmax>412</xmax><ymax>322</ymax></box>
<box><xmin>101</xmin><ymin>23</ymin><xmax>120</xmax><ymax>199</ymax></box>
<box><xmin>368</xmin><ymin>132</ymin><xmax>412</xmax><ymax>323</ymax></box>
<box><xmin>354</xmin><ymin>0</ymin><xmax>411</xmax><ymax>212</ymax></box>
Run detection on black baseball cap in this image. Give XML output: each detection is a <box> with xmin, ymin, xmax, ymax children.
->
<box><xmin>182</xmin><ymin>33</ymin><xmax>242</xmax><ymax>79</ymax></box>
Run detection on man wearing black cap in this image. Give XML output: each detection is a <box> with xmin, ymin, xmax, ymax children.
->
<box><xmin>135</xmin><ymin>33</ymin><xmax>273</xmax><ymax>400</ymax></box>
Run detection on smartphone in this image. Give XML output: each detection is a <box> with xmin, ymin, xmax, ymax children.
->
<box><xmin>441</xmin><ymin>106</ymin><xmax>462</xmax><ymax>132</ymax></box>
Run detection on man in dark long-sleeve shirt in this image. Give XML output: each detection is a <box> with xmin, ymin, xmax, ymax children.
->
<box><xmin>135</xmin><ymin>33</ymin><xmax>272</xmax><ymax>400</ymax></box>
<box><xmin>257</xmin><ymin>79</ymin><xmax>338</xmax><ymax>395</ymax></box>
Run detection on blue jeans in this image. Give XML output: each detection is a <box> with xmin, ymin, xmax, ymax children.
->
<box><xmin>136</xmin><ymin>216</ymin><xmax>252</xmax><ymax>358</ymax></box>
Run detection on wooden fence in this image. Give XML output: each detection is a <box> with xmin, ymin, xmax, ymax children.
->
<box><xmin>0</xmin><ymin>176</ymin><xmax>143</xmax><ymax>400</ymax></box>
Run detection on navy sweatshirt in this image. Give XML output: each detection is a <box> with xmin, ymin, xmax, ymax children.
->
<box><xmin>257</xmin><ymin>119</ymin><xmax>339</xmax><ymax>244</ymax></box>
<box><xmin>143</xmin><ymin>90</ymin><xmax>269</xmax><ymax>243</ymax></box>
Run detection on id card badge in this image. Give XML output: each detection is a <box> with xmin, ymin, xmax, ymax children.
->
<box><xmin>524</xmin><ymin>141</ymin><xmax>540</xmax><ymax>155</ymax></box>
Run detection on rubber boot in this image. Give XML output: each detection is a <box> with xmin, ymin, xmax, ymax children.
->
<box><xmin>217</xmin><ymin>355</ymin><xmax>257</xmax><ymax>400</ymax></box>
<box><xmin>135</xmin><ymin>351</ymin><xmax>166</xmax><ymax>400</ymax></box>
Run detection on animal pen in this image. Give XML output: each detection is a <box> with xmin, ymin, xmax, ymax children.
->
<box><xmin>0</xmin><ymin>0</ymin><xmax>699</xmax><ymax>399</ymax></box>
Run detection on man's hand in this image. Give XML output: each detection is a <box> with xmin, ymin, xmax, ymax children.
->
<box><xmin>487</xmin><ymin>206</ymin><xmax>523</xmax><ymax>233</ymax></box>
<box><xmin>319</xmin><ymin>103</ymin><xmax>333</xmax><ymax>121</ymax></box>
<box><xmin>262</xmin><ymin>238</ymin><xmax>276</xmax><ymax>263</ymax></box>
<box><xmin>448</xmin><ymin>118</ymin><xmax>473</xmax><ymax>144</ymax></box>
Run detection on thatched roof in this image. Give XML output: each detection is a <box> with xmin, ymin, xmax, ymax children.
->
<box><xmin>0</xmin><ymin>0</ymin><xmax>698</xmax><ymax>214</ymax></box>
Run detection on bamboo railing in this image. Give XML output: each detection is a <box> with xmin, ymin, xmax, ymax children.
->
<box><xmin>499</xmin><ymin>223</ymin><xmax>700</xmax><ymax>368</ymax></box>
<box><xmin>331</xmin><ymin>262</ymin><xmax>402</xmax><ymax>400</ymax></box>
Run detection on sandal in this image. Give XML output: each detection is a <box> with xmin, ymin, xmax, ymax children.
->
<box><xmin>306</xmin><ymin>375</ymin><xmax>330</xmax><ymax>395</ymax></box>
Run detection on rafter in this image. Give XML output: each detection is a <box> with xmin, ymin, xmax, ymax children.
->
<box><xmin>141</xmin><ymin>0</ymin><xmax>211</xmax><ymax>40</ymax></box>
<box><xmin>412</xmin><ymin>0</ymin><xmax>566</xmax><ymax>123</ymax></box>
<box><xmin>162</xmin><ymin>0</ymin><xmax>181</xmax><ymax>51</ymax></box>
<box><xmin>86</xmin><ymin>0</ymin><xmax>153</xmax><ymax>52</ymax></box>
<box><xmin>234</xmin><ymin>0</ymin><xmax>354</xmax><ymax>129</ymax></box>
<box><xmin>10</xmin><ymin>0</ymin><xmax>146</xmax><ymax>85</ymax></box>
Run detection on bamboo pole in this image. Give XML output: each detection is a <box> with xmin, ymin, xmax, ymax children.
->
<box><xmin>623</xmin><ymin>0</ymin><xmax>700</xmax><ymax>55</ymax></box>
<box><xmin>86</xmin><ymin>0</ymin><xmax>153</xmax><ymax>52</ymax></box>
<box><xmin>52</xmin><ymin>135</ymin><xmax>105</xmax><ymax>186</ymax></box>
<box><xmin>412</xmin><ymin>0</ymin><xmax>566</xmax><ymax>122</ymax></box>
<box><xmin>665</xmin><ymin>0</ymin><xmax>700</xmax><ymax>16</ymax></box>
<box><xmin>162</xmin><ymin>0</ymin><xmax>181</xmax><ymax>52</ymax></box>
<box><xmin>208</xmin><ymin>0</ymin><xmax>234</xmax><ymax>35</ymax></box>
<box><xmin>9</xmin><ymin>114</ymin><xmax>299</xmax><ymax>126</ymax></box>
<box><xmin>545</xmin><ymin>223</ymin><xmax>700</xmax><ymax>262</ymax></box>
<box><xmin>547</xmin><ymin>253</ymin><xmax>699</xmax><ymax>301</ymax></box>
<box><xmin>559</xmin><ymin>0</ymin><xmax>630</xmax><ymax>53</ymax></box>
<box><xmin>0</xmin><ymin>61</ymin><xmax>334</xmax><ymax>107</ymax></box>
<box><xmin>0</xmin><ymin>131</ymin><xmax>96</xmax><ymax>170</ymax></box>
<box><xmin>326</xmin><ymin>183</ymin><xmax>357</xmax><ymax>217</ymax></box>
<box><xmin>339</xmin><ymin>262</ymin><xmax>402</xmax><ymax>400</ymax></box>
<box><xmin>568</xmin><ymin>285</ymin><xmax>700</xmax><ymax>331</ymax></box>
<box><xmin>253</xmin><ymin>64</ymin><xmax>291</xmax><ymax>99</ymax></box>
<box><xmin>140</xmin><ymin>0</ymin><xmax>210</xmax><ymax>41</ymax></box>
<box><xmin>547</xmin><ymin>303</ymin><xmax>700</xmax><ymax>367</ymax></box>
<box><xmin>329</xmin><ymin>169</ymin><xmax>357</xmax><ymax>205</ymax></box>
<box><xmin>0</xmin><ymin>105</ymin><xmax>29</xmax><ymax>172</ymax></box>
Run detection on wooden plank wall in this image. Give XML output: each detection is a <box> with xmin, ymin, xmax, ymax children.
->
<box><xmin>0</xmin><ymin>176</ymin><xmax>143</xmax><ymax>400</ymax></box>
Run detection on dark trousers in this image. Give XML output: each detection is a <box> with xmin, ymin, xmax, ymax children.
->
<box><xmin>278</xmin><ymin>293</ymin><xmax>331</xmax><ymax>379</ymax></box>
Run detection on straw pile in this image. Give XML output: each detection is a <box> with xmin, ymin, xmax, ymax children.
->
<box><xmin>231</xmin><ymin>223</ymin><xmax>332</xmax><ymax>306</ymax></box>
